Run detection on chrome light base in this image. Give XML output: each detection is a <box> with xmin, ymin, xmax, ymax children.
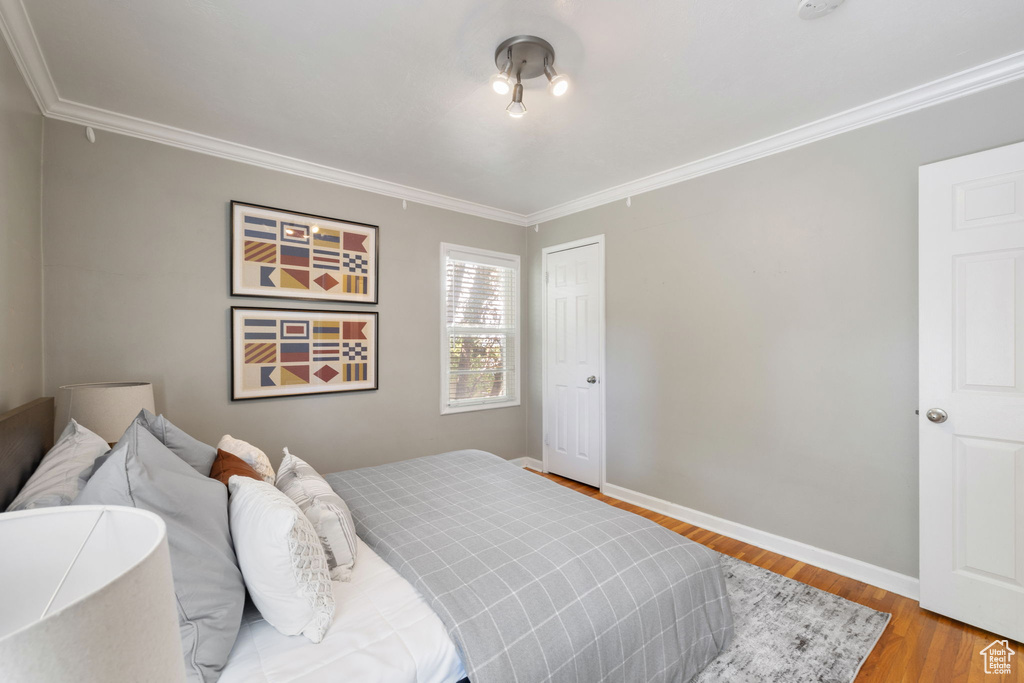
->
<box><xmin>494</xmin><ymin>36</ymin><xmax>557</xmax><ymax>80</ymax></box>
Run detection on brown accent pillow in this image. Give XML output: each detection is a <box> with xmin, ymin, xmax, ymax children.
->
<box><xmin>210</xmin><ymin>449</ymin><xmax>263</xmax><ymax>487</ymax></box>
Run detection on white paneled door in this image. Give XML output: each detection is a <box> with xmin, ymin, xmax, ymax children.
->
<box><xmin>543</xmin><ymin>238</ymin><xmax>605</xmax><ymax>487</ymax></box>
<box><xmin>920</xmin><ymin>140</ymin><xmax>1024</xmax><ymax>642</ymax></box>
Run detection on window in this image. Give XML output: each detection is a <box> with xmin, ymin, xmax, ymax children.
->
<box><xmin>441</xmin><ymin>243</ymin><xmax>520</xmax><ymax>414</ymax></box>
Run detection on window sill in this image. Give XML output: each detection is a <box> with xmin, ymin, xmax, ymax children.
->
<box><xmin>441</xmin><ymin>399</ymin><xmax>521</xmax><ymax>415</ymax></box>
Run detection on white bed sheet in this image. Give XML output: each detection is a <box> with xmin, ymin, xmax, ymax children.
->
<box><xmin>221</xmin><ymin>537</ymin><xmax>466</xmax><ymax>683</ymax></box>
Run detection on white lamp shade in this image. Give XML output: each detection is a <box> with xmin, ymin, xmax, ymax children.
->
<box><xmin>0</xmin><ymin>505</ymin><xmax>184</xmax><ymax>682</ymax></box>
<box><xmin>55</xmin><ymin>382</ymin><xmax>156</xmax><ymax>442</ymax></box>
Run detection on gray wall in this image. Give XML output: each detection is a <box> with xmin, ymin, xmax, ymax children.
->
<box><xmin>527</xmin><ymin>80</ymin><xmax>1024</xmax><ymax>578</ymax></box>
<box><xmin>42</xmin><ymin>119</ymin><xmax>527</xmax><ymax>472</ymax></box>
<box><xmin>0</xmin><ymin>40</ymin><xmax>43</xmax><ymax>413</ymax></box>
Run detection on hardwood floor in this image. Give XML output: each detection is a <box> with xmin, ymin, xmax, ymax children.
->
<box><xmin>528</xmin><ymin>469</ymin><xmax>1023</xmax><ymax>682</ymax></box>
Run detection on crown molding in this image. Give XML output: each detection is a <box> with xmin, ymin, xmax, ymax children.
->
<box><xmin>524</xmin><ymin>49</ymin><xmax>1024</xmax><ymax>226</ymax></box>
<box><xmin>4</xmin><ymin>0</ymin><xmax>1024</xmax><ymax>229</ymax></box>
<box><xmin>0</xmin><ymin>0</ymin><xmax>57</xmax><ymax>111</ymax></box>
<box><xmin>43</xmin><ymin>98</ymin><xmax>529</xmax><ymax>226</ymax></box>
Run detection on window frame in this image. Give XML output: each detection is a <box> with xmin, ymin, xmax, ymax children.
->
<box><xmin>439</xmin><ymin>242</ymin><xmax>522</xmax><ymax>415</ymax></box>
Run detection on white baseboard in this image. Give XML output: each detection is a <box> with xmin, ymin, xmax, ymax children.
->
<box><xmin>601</xmin><ymin>482</ymin><xmax>920</xmax><ymax>601</ymax></box>
<box><xmin>509</xmin><ymin>456</ymin><xmax>544</xmax><ymax>470</ymax></box>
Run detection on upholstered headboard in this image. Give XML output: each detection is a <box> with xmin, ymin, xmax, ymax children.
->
<box><xmin>0</xmin><ymin>397</ymin><xmax>55</xmax><ymax>510</ymax></box>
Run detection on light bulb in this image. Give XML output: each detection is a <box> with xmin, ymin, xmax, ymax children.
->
<box><xmin>544</xmin><ymin>61</ymin><xmax>570</xmax><ymax>97</ymax></box>
<box><xmin>506</xmin><ymin>82</ymin><xmax>526</xmax><ymax>118</ymax></box>
<box><xmin>491</xmin><ymin>59</ymin><xmax>513</xmax><ymax>95</ymax></box>
<box><xmin>548</xmin><ymin>73</ymin><xmax>569</xmax><ymax>97</ymax></box>
<box><xmin>490</xmin><ymin>73</ymin><xmax>511</xmax><ymax>95</ymax></box>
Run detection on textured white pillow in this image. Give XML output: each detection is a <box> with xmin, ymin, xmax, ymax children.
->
<box><xmin>218</xmin><ymin>435</ymin><xmax>275</xmax><ymax>484</ymax></box>
<box><xmin>228</xmin><ymin>476</ymin><xmax>334</xmax><ymax>643</ymax></box>
<box><xmin>276</xmin><ymin>448</ymin><xmax>358</xmax><ymax>581</ymax></box>
<box><xmin>7</xmin><ymin>420</ymin><xmax>110</xmax><ymax>511</ymax></box>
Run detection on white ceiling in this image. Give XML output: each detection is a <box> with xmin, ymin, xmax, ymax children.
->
<box><xmin>11</xmin><ymin>0</ymin><xmax>1024</xmax><ymax>218</ymax></box>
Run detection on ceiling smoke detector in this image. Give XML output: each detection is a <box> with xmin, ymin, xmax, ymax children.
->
<box><xmin>797</xmin><ymin>0</ymin><xmax>846</xmax><ymax>20</ymax></box>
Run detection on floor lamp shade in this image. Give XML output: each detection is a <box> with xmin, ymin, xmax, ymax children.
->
<box><xmin>0</xmin><ymin>505</ymin><xmax>184</xmax><ymax>682</ymax></box>
<box><xmin>55</xmin><ymin>382</ymin><xmax>156</xmax><ymax>442</ymax></box>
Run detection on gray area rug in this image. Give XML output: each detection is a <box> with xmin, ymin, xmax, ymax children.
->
<box><xmin>693</xmin><ymin>555</ymin><xmax>891</xmax><ymax>683</ymax></box>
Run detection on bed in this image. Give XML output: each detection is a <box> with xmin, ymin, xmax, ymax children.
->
<box><xmin>0</xmin><ymin>398</ymin><xmax>733</xmax><ymax>683</ymax></box>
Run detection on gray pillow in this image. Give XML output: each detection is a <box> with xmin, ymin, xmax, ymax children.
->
<box><xmin>276</xmin><ymin>448</ymin><xmax>358</xmax><ymax>581</ymax></box>
<box><xmin>82</xmin><ymin>411</ymin><xmax>218</xmax><ymax>492</ymax></box>
<box><xmin>6</xmin><ymin>419</ymin><xmax>109</xmax><ymax>511</ymax></box>
<box><xmin>133</xmin><ymin>409</ymin><xmax>217</xmax><ymax>476</ymax></box>
<box><xmin>75</xmin><ymin>425</ymin><xmax>244</xmax><ymax>683</ymax></box>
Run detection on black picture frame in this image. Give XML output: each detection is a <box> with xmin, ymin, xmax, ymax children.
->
<box><xmin>230</xmin><ymin>200</ymin><xmax>379</xmax><ymax>305</ymax></box>
<box><xmin>230</xmin><ymin>306</ymin><xmax>379</xmax><ymax>400</ymax></box>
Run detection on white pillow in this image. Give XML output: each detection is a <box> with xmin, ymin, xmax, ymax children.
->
<box><xmin>7</xmin><ymin>420</ymin><xmax>109</xmax><ymax>511</ymax></box>
<box><xmin>276</xmin><ymin>448</ymin><xmax>358</xmax><ymax>581</ymax></box>
<box><xmin>218</xmin><ymin>434</ymin><xmax>275</xmax><ymax>484</ymax></box>
<box><xmin>228</xmin><ymin>476</ymin><xmax>334</xmax><ymax>643</ymax></box>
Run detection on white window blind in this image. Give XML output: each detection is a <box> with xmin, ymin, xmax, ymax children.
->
<box><xmin>440</xmin><ymin>244</ymin><xmax>520</xmax><ymax>414</ymax></box>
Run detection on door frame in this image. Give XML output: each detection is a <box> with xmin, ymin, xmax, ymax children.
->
<box><xmin>540</xmin><ymin>235</ymin><xmax>607</xmax><ymax>490</ymax></box>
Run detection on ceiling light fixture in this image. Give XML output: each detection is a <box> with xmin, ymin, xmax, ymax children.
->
<box><xmin>489</xmin><ymin>36</ymin><xmax>570</xmax><ymax>117</ymax></box>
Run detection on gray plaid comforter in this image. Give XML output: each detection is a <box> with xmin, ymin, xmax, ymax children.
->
<box><xmin>326</xmin><ymin>450</ymin><xmax>733</xmax><ymax>683</ymax></box>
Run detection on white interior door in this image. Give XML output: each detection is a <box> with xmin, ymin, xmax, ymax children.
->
<box><xmin>920</xmin><ymin>140</ymin><xmax>1024</xmax><ymax>642</ymax></box>
<box><xmin>543</xmin><ymin>238</ymin><xmax>604</xmax><ymax>487</ymax></box>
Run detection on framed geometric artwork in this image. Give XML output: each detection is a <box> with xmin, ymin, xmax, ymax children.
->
<box><xmin>231</xmin><ymin>307</ymin><xmax>378</xmax><ymax>400</ymax></box>
<box><xmin>231</xmin><ymin>201</ymin><xmax>378</xmax><ymax>304</ymax></box>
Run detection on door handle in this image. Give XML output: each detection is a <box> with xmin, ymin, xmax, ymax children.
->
<box><xmin>925</xmin><ymin>408</ymin><xmax>948</xmax><ymax>423</ymax></box>
<box><xmin>586</xmin><ymin>376</ymin><xmax>597</xmax><ymax>384</ymax></box>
